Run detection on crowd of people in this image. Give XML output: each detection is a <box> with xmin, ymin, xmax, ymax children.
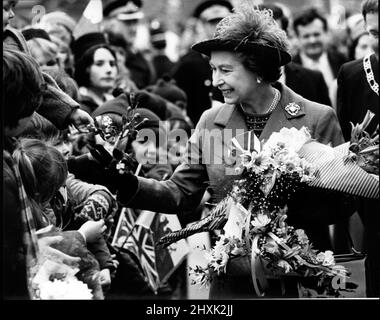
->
<box><xmin>2</xmin><ymin>0</ymin><xmax>379</xmax><ymax>300</ymax></box>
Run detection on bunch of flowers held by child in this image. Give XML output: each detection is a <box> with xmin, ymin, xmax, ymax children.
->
<box><xmin>189</xmin><ymin>127</ymin><xmax>348</xmax><ymax>295</ymax></box>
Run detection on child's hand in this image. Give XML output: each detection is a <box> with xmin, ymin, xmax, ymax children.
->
<box><xmin>78</xmin><ymin>220</ymin><xmax>106</xmax><ymax>243</ymax></box>
<box><xmin>98</xmin><ymin>269</ymin><xmax>111</xmax><ymax>293</ymax></box>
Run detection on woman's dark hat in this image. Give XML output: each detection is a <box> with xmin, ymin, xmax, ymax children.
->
<box><xmin>192</xmin><ymin>38</ymin><xmax>291</xmax><ymax>66</ymax></box>
<box><xmin>71</xmin><ymin>32</ymin><xmax>107</xmax><ymax>60</ymax></box>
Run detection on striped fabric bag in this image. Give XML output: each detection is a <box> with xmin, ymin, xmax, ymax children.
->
<box><xmin>299</xmin><ymin>141</ymin><xmax>378</xmax><ymax>199</ymax></box>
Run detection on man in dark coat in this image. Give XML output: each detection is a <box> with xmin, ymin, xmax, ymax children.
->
<box><xmin>292</xmin><ymin>7</ymin><xmax>348</xmax><ymax>105</ymax></box>
<box><xmin>336</xmin><ymin>0</ymin><xmax>379</xmax><ymax>298</ymax></box>
<box><xmin>283</xmin><ymin>62</ymin><xmax>331</xmax><ymax>106</ymax></box>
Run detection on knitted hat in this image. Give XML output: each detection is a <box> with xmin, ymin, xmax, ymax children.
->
<box><xmin>71</xmin><ymin>32</ymin><xmax>107</xmax><ymax>61</ymax></box>
<box><xmin>22</xmin><ymin>28</ymin><xmax>52</xmax><ymax>41</ymax></box>
<box><xmin>146</xmin><ymin>77</ymin><xmax>187</xmax><ymax>106</ymax></box>
<box><xmin>92</xmin><ymin>93</ymin><xmax>130</xmax><ymax>118</ymax></box>
<box><xmin>39</xmin><ymin>11</ymin><xmax>77</xmax><ymax>33</ymax></box>
<box><xmin>103</xmin><ymin>0</ymin><xmax>144</xmax><ymax>21</ymax></box>
<box><xmin>134</xmin><ymin>90</ymin><xmax>168</xmax><ymax>120</ymax></box>
<box><xmin>133</xmin><ymin>108</ymin><xmax>161</xmax><ymax>130</ymax></box>
<box><xmin>193</xmin><ymin>0</ymin><xmax>233</xmax><ymax>22</ymax></box>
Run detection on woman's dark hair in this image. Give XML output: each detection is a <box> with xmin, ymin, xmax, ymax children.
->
<box><xmin>13</xmin><ymin>138</ymin><xmax>68</xmax><ymax>228</ymax></box>
<box><xmin>362</xmin><ymin>0</ymin><xmax>378</xmax><ymax>20</ymax></box>
<box><xmin>3</xmin><ymin>47</ymin><xmax>45</xmax><ymax>129</ymax></box>
<box><xmin>293</xmin><ymin>7</ymin><xmax>328</xmax><ymax>35</ymax></box>
<box><xmin>73</xmin><ymin>44</ymin><xmax>117</xmax><ymax>88</ymax></box>
<box><xmin>237</xmin><ymin>51</ymin><xmax>282</xmax><ymax>83</ymax></box>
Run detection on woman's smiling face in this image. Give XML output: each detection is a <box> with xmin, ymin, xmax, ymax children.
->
<box><xmin>210</xmin><ymin>50</ymin><xmax>258</xmax><ymax>105</ymax></box>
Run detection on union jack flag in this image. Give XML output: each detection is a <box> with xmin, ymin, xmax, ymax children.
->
<box><xmin>112</xmin><ymin>207</ymin><xmax>189</xmax><ymax>293</ymax></box>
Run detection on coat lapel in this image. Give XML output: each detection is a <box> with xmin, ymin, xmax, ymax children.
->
<box><xmin>260</xmin><ymin>83</ymin><xmax>306</xmax><ymax>141</ymax></box>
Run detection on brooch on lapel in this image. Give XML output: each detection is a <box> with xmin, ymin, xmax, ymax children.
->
<box><xmin>285</xmin><ymin>102</ymin><xmax>301</xmax><ymax>116</ymax></box>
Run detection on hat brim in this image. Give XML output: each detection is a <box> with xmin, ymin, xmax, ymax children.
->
<box><xmin>192</xmin><ymin>38</ymin><xmax>291</xmax><ymax>66</ymax></box>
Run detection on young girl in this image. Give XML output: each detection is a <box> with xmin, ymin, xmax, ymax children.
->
<box><xmin>13</xmin><ymin>138</ymin><xmax>108</xmax><ymax>299</ymax></box>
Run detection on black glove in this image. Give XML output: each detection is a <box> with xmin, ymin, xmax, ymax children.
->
<box><xmin>89</xmin><ymin>144</ymin><xmax>139</xmax><ymax>204</ymax></box>
<box><xmin>89</xmin><ymin>144</ymin><xmax>114</xmax><ymax>169</ymax></box>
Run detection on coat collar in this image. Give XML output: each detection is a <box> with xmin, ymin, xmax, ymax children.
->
<box><xmin>213</xmin><ymin>82</ymin><xmax>306</xmax><ymax>132</ymax></box>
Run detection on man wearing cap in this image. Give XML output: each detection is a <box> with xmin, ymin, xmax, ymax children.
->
<box><xmin>171</xmin><ymin>0</ymin><xmax>233</xmax><ymax>125</ymax></box>
<box><xmin>103</xmin><ymin>0</ymin><xmax>156</xmax><ymax>89</ymax></box>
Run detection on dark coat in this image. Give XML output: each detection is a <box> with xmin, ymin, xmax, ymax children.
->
<box><xmin>3</xmin><ymin>138</ymin><xmax>29</xmax><ymax>299</ymax></box>
<box><xmin>171</xmin><ymin>51</ymin><xmax>213</xmax><ymax>125</ymax></box>
<box><xmin>292</xmin><ymin>48</ymin><xmax>348</xmax><ymax>79</ymax></box>
<box><xmin>337</xmin><ymin>54</ymin><xmax>380</xmax><ymax>297</ymax></box>
<box><xmin>337</xmin><ymin>54</ymin><xmax>379</xmax><ymax>141</ymax></box>
<box><xmin>285</xmin><ymin>62</ymin><xmax>331</xmax><ymax>106</ymax></box>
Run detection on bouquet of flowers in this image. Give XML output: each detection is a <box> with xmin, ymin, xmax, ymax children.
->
<box><xmin>187</xmin><ymin>127</ymin><xmax>348</xmax><ymax>296</ymax></box>
<box><xmin>32</xmin><ymin>258</ymin><xmax>93</xmax><ymax>300</ymax></box>
<box><xmin>347</xmin><ymin>110</ymin><xmax>379</xmax><ymax>176</ymax></box>
<box><xmin>30</xmin><ymin>225</ymin><xmax>102</xmax><ymax>300</ymax></box>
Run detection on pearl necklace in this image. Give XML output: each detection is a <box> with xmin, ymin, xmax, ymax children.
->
<box><xmin>363</xmin><ymin>54</ymin><xmax>379</xmax><ymax>96</ymax></box>
<box><xmin>240</xmin><ymin>88</ymin><xmax>281</xmax><ymax>114</ymax></box>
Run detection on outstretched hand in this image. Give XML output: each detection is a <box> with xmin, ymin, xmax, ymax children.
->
<box><xmin>70</xmin><ymin>108</ymin><xmax>94</xmax><ymax>127</ymax></box>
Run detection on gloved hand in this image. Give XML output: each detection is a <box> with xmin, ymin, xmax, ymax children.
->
<box><xmin>88</xmin><ymin>144</ymin><xmax>139</xmax><ymax>204</ymax></box>
<box><xmin>88</xmin><ymin>144</ymin><xmax>114</xmax><ymax>169</ymax></box>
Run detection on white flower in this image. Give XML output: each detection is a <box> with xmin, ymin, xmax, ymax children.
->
<box><xmin>263</xmin><ymin>127</ymin><xmax>311</xmax><ymax>154</ymax></box>
<box><xmin>38</xmin><ymin>279</ymin><xmax>93</xmax><ymax>300</ymax></box>
<box><xmin>241</xmin><ymin>151</ymin><xmax>273</xmax><ymax>174</ymax></box>
<box><xmin>295</xmin><ymin>229</ymin><xmax>309</xmax><ymax>245</ymax></box>
<box><xmin>277</xmin><ymin>260</ymin><xmax>292</xmax><ymax>273</ymax></box>
<box><xmin>251</xmin><ymin>213</ymin><xmax>271</xmax><ymax>229</ymax></box>
<box><xmin>316</xmin><ymin>250</ymin><xmax>335</xmax><ymax>266</ymax></box>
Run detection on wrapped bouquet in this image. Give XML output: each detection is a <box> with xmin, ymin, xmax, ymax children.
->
<box><xmin>160</xmin><ymin>122</ymin><xmax>378</xmax><ymax>297</ymax></box>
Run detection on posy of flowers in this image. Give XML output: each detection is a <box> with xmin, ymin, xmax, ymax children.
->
<box><xmin>189</xmin><ymin>127</ymin><xmax>348</xmax><ymax>295</ymax></box>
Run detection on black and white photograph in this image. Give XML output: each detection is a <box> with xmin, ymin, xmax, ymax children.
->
<box><xmin>2</xmin><ymin>0</ymin><xmax>379</xmax><ymax>316</ymax></box>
